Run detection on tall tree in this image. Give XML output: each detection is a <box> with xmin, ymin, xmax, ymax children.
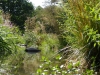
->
<box><xmin>0</xmin><ymin>0</ymin><xmax>34</xmax><ymax>33</ymax></box>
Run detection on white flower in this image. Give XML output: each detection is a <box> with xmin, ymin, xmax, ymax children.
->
<box><xmin>60</xmin><ymin>65</ymin><xmax>64</xmax><ymax>68</ymax></box>
<box><xmin>73</xmin><ymin>62</ymin><xmax>76</xmax><ymax>66</ymax></box>
<box><xmin>42</xmin><ymin>73</ymin><xmax>45</xmax><ymax>75</ymax></box>
<box><xmin>75</xmin><ymin>68</ymin><xmax>80</xmax><ymax>72</ymax></box>
<box><xmin>59</xmin><ymin>57</ymin><xmax>62</xmax><ymax>60</ymax></box>
<box><xmin>44</xmin><ymin>70</ymin><xmax>48</xmax><ymax>72</ymax></box>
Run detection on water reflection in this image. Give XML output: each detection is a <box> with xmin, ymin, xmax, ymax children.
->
<box><xmin>0</xmin><ymin>52</ymin><xmax>41</xmax><ymax>75</ymax></box>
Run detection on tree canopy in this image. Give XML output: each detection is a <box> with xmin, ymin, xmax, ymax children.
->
<box><xmin>0</xmin><ymin>0</ymin><xmax>34</xmax><ymax>32</ymax></box>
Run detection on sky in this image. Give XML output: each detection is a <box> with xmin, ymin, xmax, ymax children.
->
<box><xmin>29</xmin><ymin>0</ymin><xmax>46</xmax><ymax>7</ymax></box>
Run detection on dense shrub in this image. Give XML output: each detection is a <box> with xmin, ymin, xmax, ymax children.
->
<box><xmin>61</xmin><ymin>0</ymin><xmax>100</xmax><ymax>73</ymax></box>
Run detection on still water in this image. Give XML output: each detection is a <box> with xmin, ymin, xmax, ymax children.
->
<box><xmin>0</xmin><ymin>53</ymin><xmax>41</xmax><ymax>75</ymax></box>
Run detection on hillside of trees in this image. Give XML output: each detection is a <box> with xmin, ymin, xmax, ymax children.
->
<box><xmin>0</xmin><ymin>0</ymin><xmax>100</xmax><ymax>75</ymax></box>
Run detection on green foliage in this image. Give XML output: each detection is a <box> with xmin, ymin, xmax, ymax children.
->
<box><xmin>83</xmin><ymin>69</ymin><xmax>94</xmax><ymax>75</ymax></box>
<box><xmin>0</xmin><ymin>35</ymin><xmax>11</xmax><ymax>60</ymax></box>
<box><xmin>0</xmin><ymin>14</ymin><xmax>11</xmax><ymax>60</ymax></box>
<box><xmin>0</xmin><ymin>25</ymin><xmax>25</xmax><ymax>61</ymax></box>
<box><xmin>59</xmin><ymin>0</ymin><xmax>100</xmax><ymax>74</ymax></box>
<box><xmin>34</xmin><ymin>6</ymin><xmax>43</xmax><ymax>16</ymax></box>
<box><xmin>0</xmin><ymin>11</ymin><xmax>25</xmax><ymax>62</ymax></box>
<box><xmin>0</xmin><ymin>0</ymin><xmax>34</xmax><ymax>32</ymax></box>
<box><xmin>0</xmin><ymin>13</ymin><xmax>26</xmax><ymax>74</ymax></box>
<box><xmin>61</xmin><ymin>0</ymin><xmax>100</xmax><ymax>47</ymax></box>
<box><xmin>0</xmin><ymin>10</ymin><xmax>3</xmax><ymax>24</ymax></box>
<box><xmin>36</xmin><ymin>54</ymin><xmax>67</xmax><ymax>75</ymax></box>
<box><xmin>59</xmin><ymin>4</ymin><xmax>78</xmax><ymax>47</ymax></box>
<box><xmin>30</xmin><ymin>5</ymin><xmax>65</xmax><ymax>34</ymax></box>
<box><xmin>24</xmin><ymin>17</ymin><xmax>67</xmax><ymax>74</ymax></box>
<box><xmin>84</xmin><ymin>1</ymin><xmax>100</xmax><ymax>33</ymax></box>
<box><xmin>42</xmin><ymin>5</ymin><xmax>61</xmax><ymax>34</ymax></box>
<box><xmin>0</xmin><ymin>25</ymin><xmax>25</xmax><ymax>51</ymax></box>
<box><xmin>0</xmin><ymin>0</ymin><xmax>100</xmax><ymax>74</ymax></box>
<box><xmin>24</xmin><ymin>29</ymin><xmax>60</xmax><ymax>58</ymax></box>
<box><xmin>39</xmin><ymin>34</ymin><xmax>60</xmax><ymax>56</ymax></box>
<box><xmin>84</xmin><ymin>25</ymin><xmax>100</xmax><ymax>47</ymax></box>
